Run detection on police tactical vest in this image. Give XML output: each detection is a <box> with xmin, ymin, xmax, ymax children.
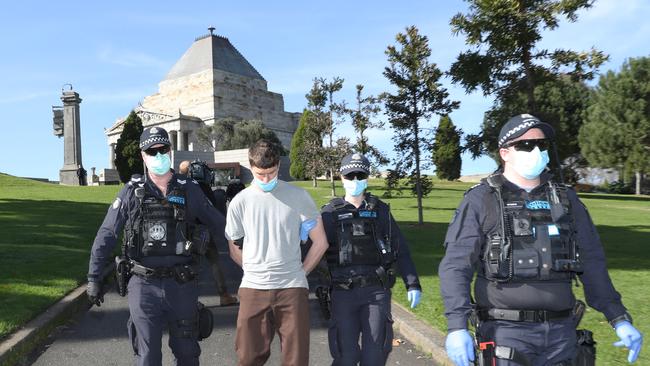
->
<box><xmin>325</xmin><ymin>195</ymin><xmax>393</xmax><ymax>268</ymax></box>
<box><xmin>124</xmin><ymin>177</ymin><xmax>193</xmax><ymax>260</ymax></box>
<box><xmin>482</xmin><ymin>174</ymin><xmax>582</xmax><ymax>283</ymax></box>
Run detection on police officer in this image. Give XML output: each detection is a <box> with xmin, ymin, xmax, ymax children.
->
<box><xmin>182</xmin><ymin>159</ymin><xmax>238</xmax><ymax>306</ymax></box>
<box><xmin>320</xmin><ymin>153</ymin><xmax>422</xmax><ymax>366</ymax></box>
<box><xmin>86</xmin><ymin>127</ymin><xmax>226</xmax><ymax>366</ymax></box>
<box><xmin>439</xmin><ymin>114</ymin><xmax>643</xmax><ymax>366</ymax></box>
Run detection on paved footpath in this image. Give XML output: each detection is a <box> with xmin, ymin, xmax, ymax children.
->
<box><xmin>26</xmin><ymin>250</ymin><xmax>436</xmax><ymax>366</ymax></box>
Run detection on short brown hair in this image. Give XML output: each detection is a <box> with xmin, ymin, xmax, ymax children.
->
<box><xmin>248</xmin><ymin>139</ymin><xmax>281</xmax><ymax>169</ymax></box>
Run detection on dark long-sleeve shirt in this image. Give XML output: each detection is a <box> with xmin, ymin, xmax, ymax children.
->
<box><xmin>87</xmin><ymin>173</ymin><xmax>226</xmax><ymax>281</ymax></box>
<box><xmin>438</xmin><ymin>174</ymin><xmax>627</xmax><ymax>331</ymax></box>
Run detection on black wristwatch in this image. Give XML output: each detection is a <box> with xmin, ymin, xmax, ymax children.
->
<box><xmin>609</xmin><ymin>313</ymin><xmax>633</xmax><ymax>328</ymax></box>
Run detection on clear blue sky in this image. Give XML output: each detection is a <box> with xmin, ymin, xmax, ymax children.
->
<box><xmin>1</xmin><ymin>0</ymin><xmax>649</xmax><ymax>181</ymax></box>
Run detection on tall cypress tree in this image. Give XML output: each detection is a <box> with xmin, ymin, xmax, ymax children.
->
<box><xmin>432</xmin><ymin>115</ymin><xmax>462</xmax><ymax>181</ymax></box>
<box><xmin>290</xmin><ymin>110</ymin><xmax>311</xmax><ymax>180</ymax></box>
<box><xmin>114</xmin><ymin>111</ymin><xmax>144</xmax><ymax>183</ymax></box>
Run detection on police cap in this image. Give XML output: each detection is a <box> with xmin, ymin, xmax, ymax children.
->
<box><xmin>498</xmin><ymin>114</ymin><xmax>555</xmax><ymax>147</ymax></box>
<box><xmin>340</xmin><ymin>153</ymin><xmax>370</xmax><ymax>175</ymax></box>
<box><xmin>139</xmin><ymin>126</ymin><xmax>171</xmax><ymax>150</ymax></box>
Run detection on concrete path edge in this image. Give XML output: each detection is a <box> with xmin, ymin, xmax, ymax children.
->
<box><xmin>0</xmin><ymin>285</ymin><xmax>89</xmax><ymax>366</ymax></box>
<box><xmin>392</xmin><ymin>300</ymin><xmax>453</xmax><ymax>366</ymax></box>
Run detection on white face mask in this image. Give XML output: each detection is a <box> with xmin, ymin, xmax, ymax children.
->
<box><xmin>511</xmin><ymin>147</ymin><xmax>550</xmax><ymax>180</ymax></box>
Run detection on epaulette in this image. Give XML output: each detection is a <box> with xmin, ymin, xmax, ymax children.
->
<box><xmin>176</xmin><ymin>178</ymin><xmax>187</xmax><ymax>185</ymax></box>
<box><xmin>328</xmin><ymin>197</ymin><xmax>348</xmax><ymax>211</ymax></box>
<box><xmin>464</xmin><ymin>182</ymin><xmax>482</xmax><ymax>196</ymax></box>
<box><xmin>127</xmin><ymin>174</ymin><xmax>143</xmax><ymax>186</ymax></box>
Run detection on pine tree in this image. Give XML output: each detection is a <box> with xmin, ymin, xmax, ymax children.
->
<box><xmin>383</xmin><ymin>26</ymin><xmax>459</xmax><ymax>225</ymax></box>
<box><xmin>579</xmin><ymin>57</ymin><xmax>650</xmax><ymax>195</ymax></box>
<box><xmin>114</xmin><ymin>111</ymin><xmax>144</xmax><ymax>183</ymax></box>
<box><xmin>432</xmin><ymin>115</ymin><xmax>462</xmax><ymax>181</ymax></box>
<box><xmin>342</xmin><ymin>84</ymin><xmax>388</xmax><ymax>167</ymax></box>
<box><xmin>450</xmin><ymin>0</ymin><xmax>607</xmax><ymax>163</ymax></box>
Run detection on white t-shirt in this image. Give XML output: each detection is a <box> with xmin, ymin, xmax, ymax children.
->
<box><xmin>225</xmin><ymin>180</ymin><xmax>320</xmax><ymax>289</ymax></box>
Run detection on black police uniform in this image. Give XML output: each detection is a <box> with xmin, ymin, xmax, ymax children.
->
<box><xmin>87</xmin><ymin>173</ymin><xmax>226</xmax><ymax>366</ymax></box>
<box><xmin>439</xmin><ymin>172</ymin><xmax>628</xmax><ymax>365</ymax></box>
<box><xmin>321</xmin><ymin>193</ymin><xmax>421</xmax><ymax>366</ymax></box>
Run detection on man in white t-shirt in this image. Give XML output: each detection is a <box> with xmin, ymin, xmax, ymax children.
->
<box><xmin>225</xmin><ymin>139</ymin><xmax>329</xmax><ymax>366</ymax></box>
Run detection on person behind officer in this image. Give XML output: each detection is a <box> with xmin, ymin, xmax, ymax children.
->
<box><xmin>439</xmin><ymin>114</ymin><xmax>643</xmax><ymax>366</ymax></box>
<box><xmin>179</xmin><ymin>159</ymin><xmax>238</xmax><ymax>306</ymax></box>
<box><xmin>86</xmin><ymin>127</ymin><xmax>226</xmax><ymax>366</ymax></box>
<box><xmin>319</xmin><ymin>153</ymin><xmax>422</xmax><ymax>366</ymax></box>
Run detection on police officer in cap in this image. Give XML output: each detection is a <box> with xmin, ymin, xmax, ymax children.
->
<box><xmin>86</xmin><ymin>126</ymin><xmax>226</xmax><ymax>366</ymax></box>
<box><xmin>439</xmin><ymin>114</ymin><xmax>643</xmax><ymax>365</ymax></box>
<box><xmin>320</xmin><ymin>153</ymin><xmax>422</xmax><ymax>365</ymax></box>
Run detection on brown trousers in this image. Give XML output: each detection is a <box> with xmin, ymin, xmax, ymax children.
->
<box><xmin>236</xmin><ymin>287</ymin><xmax>310</xmax><ymax>366</ymax></box>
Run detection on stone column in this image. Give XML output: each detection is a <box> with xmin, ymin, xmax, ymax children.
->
<box><xmin>59</xmin><ymin>90</ymin><xmax>84</xmax><ymax>185</ymax></box>
<box><xmin>109</xmin><ymin>143</ymin><xmax>116</xmax><ymax>169</ymax></box>
<box><xmin>177</xmin><ymin>130</ymin><xmax>185</xmax><ymax>151</ymax></box>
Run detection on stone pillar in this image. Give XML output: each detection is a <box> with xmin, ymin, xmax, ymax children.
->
<box><xmin>109</xmin><ymin>143</ymin><xmax>116</xmax><ymax>169</ymax></box>
<box><xmin>177</xmin><ymin>130</ymin><xmax>185</xmax><ymax>151</ymax></box>
<box><xmin>59</xmin><ymin>90</ymin><xmax>84</xmax><ymax>185</ymax></box>
<box><xmin>170</xmin><ymin>131</ymin><xmax>178</xmax><ymax>151</ymax></box>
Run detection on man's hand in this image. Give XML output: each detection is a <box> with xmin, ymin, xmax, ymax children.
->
<box><xmin>445</xmin><ymin>329</ymin><xmax>475</xmax><ymax>366</ymax></box>
<box><xmin>407</xmin><ymin>289</ymin><xmax>421</xmax><ymax>308</ymax></box>
<box><xmin>87</xmin><ymin>281</ymin><xmax>104</xmax><ymax>307</ymax></box>
<box><xmin>614</xmin><ymin>321</ymin><xmax>643</xmax><ymax>363</ymax></box>
<box><xmin>300</xmin><ymin>219</ymin><xmax>317</xmax><ymax>242</ymax></box>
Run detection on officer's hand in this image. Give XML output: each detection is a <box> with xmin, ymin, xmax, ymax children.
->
<box><xmin>445</xmin><ymin>329</ymin><xmax>474</xmax><ymax>366</ymax></box>
<box><xmin>613</xmin><ymin>321</ymin><xmax>643</xmax><ymax>363</ymax></box>
<box><xmin>86</xmin><ymin>281</ymin><xmax>104</xmax><ymax>307</ymax></box>
<box><xmin>407</xmin><ymin>289</ymin><xmax>421</xmax><ymax>308</ymax></box>
<box><xmin>300</xmin><ymin>219</ymin><xmax>317</xmax><ymax>241</ymax></box>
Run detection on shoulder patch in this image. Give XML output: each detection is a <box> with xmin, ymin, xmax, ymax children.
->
<box><xmin>112</xmin><ymin>197</ymin><xmax>122</xmax><ymax>210</ymax></box>
<box><xmin>176</xmin><ymin>178</ymin><xmax>187</xmax><ymax>185</ymax></box>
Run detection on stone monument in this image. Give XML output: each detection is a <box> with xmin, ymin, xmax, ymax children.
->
<box><xmin>52</xmin><ymin>85</ymin><xmax>85</xmax><ymax>185</ymax></box>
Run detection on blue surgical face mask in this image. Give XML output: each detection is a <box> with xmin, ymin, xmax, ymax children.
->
<box><xmin>147</xmin><ymin>152</ymin><xmax>171</xmax><ymax>176</ymax></box>
<box><xmin>343</xmin><ymin>178</ymin><xmax>368</xmax><ymax>197</ymax></box>
<box><xmin>512</xmin><ymin>147</ymin><xmax>549</xmax><ymax>180</ymax></box>
<box><xmin>254</xmin><ymin>176</ymin><xmax>278</xmax><ymax>192</ymax></box>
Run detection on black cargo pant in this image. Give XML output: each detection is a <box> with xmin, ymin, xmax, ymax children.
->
<box><xmin>328</xmin><ymin>285</ymin><xmax>393</xmax><ymax>366</ymax></box>
<box><xmin>477</xmin><ymin>316</ymin><xmax>577</xmax><ymax>366</ymax></box>
<box><xmin>127</xmin><ymin>275</ymin><xmax>200</xmax><ymax>366</ymax></box>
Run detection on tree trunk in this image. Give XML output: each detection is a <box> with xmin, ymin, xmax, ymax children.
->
<box><xmin>330</xmin><ymin>168</ymin><xmax>336</xmax><ymax>197</ymax></box>
<box><xmin>413</xmin><ymin>123</ymin><xmax>424</xmax><ymax>225</ymax></box>
<box><xmin>519</xmin><ymin>0</ymin><xmax>536</xmax><ymax>113</ymax></box>
<box><xmin>635</xmin><ymin>170</ymin><xmax>642</xmax><ymax>195</ymax></box>
<box><xmin>312</xmin><ymin>176</ymin><xmax>317</xmax><ymax>188</ymax></box>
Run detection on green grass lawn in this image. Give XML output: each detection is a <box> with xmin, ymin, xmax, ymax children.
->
<box><xmin>0</xmin><ymin>173</ymin><xmax>120</xmax><ymax>340</ymax></box>
<box><xmin>1</xmin><ymin>173</ymin><xmax>648</xmax><ymax>364</ymax></box>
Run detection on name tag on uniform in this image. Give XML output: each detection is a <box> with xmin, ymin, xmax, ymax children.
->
<box><xmin>358</xmin><ymin>210</ymin><xmax>376</xmax><ymax>218</ymax></box>
<box><xmin>338</xmin><ymin>212</ymin><xmax>353</xmax><ymax>220</ymax></box>
<box><xmin>168</xmin><ymin>196</ymin><xmax>185</xmax><ymax>205</ymax></box>
<box><xmin>548</xmin><ymin>224</ymin><xmax>560</xmax><ymax>236</ymax></box>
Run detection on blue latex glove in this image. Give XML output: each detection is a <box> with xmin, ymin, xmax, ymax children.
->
<box><xmin>300</xmin><ymin>219</ymin><xmax>317</xmax><ymax>241</ymax></box>
<box><xmin>613</xmin><ymin>321</ymin><xmax>643</xmax><ymax>363</ymax></box>
<box><xmin>445</xmin><ymin>329</ymin><xmax>475</xmax><ymax>366</ymax></box>
<box><xmin>407</xmin><ymin>289</ymin><xmax>421</xmax><ymax>308</ymax></box>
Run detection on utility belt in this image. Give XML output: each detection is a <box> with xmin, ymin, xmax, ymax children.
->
<box><xmin>476</xmin><ymin>308</ymin><xmax>573</xmax><ymax>323</ymax></box>
<box><xmin>332</xmin><ymin>275</ymin><xmax>382</xmax><ymax>290</ymax></box>
<box><xmin>130</xmin><ymin>261</ymin><xmax>198</xmax><ymax>283</ymax></box>
<box><xmin>471</xmin><ymin>301</ymin><xmax>595</xmax><ymax>366</ymax></box>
